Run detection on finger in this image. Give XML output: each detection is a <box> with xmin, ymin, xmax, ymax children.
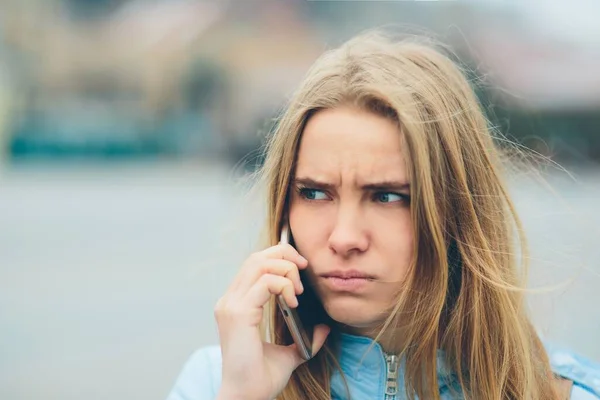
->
<box><xmin>245</xmin><ymin>274</ymin><xmax>297</xmax><ymax>309</ymax></box>
<box><xmin>227</xmin><ymin>244</ymin><xmax>307</xmax><ymax>294</ymax></box>
<box><xmin>261</xmin><ymin>244</ymin><xmax>308</xmax><ymax>269</ymax></box>
<box><xmin>236</xmin><ymin>258</ymin><xmax>304</xmax><ymax>295</ymax></box>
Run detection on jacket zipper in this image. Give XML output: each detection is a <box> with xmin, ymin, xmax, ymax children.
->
<box><xmin>384</xmin><ymin>354</ymin><xmax>399</xmax><ymax>399</ymax></box>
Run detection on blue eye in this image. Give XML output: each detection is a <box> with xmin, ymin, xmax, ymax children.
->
<box><xmin>299</xmin><ymin>188</ymin><xmax>328</xmax><ymax>200</ymax></box>
<box><xmin>375</xmin><ymin>192</ymin><xmax>406</xmax><ymax>203</ymax></box>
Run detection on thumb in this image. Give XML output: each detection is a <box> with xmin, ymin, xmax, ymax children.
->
<box><xmin>311</xmin><ymin>324</ymin><xmax>331</xmax><ymax>355</ymax></box>
<box><xmin>289</xmin><ymin>324</ymin><xmax>331</xmax><ymax>368</ymax></box>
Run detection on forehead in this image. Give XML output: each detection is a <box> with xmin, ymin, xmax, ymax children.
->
<box><xmin>295</xmin><ymin>107</ymin><xmax>408</xmax><ymax>183</ymax></box>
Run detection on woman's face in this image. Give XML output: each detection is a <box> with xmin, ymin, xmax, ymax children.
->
<box><xmin>289</xmin><ymin>106</ymin><xmax>414</xmax><ymax>333</ymax></box>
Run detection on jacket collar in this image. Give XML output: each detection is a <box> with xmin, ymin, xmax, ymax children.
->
<box><xmin>331</xmin><ymin>332</ymin><xmax>459</xmax><ymax>399</ymax></box>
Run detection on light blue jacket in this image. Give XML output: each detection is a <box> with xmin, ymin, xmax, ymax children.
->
<box><xmin>166</xmin><ymin>333</ymin><xmax>600</xmax><ymax>399</ymax></box>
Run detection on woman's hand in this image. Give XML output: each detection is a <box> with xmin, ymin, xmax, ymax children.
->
<box><xmin>214</xmin><ymin>243</ymin><xmax>331</xmax><ymax>400</ymax></box>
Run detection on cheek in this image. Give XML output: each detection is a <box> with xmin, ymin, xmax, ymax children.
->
<box><xmin>288</xmin><ymin>201</ymin><xmax>328</xmax><ymax>253</ymax></box>
<box><xmin>398</xmin><ymin>219</ymin><xmax>414</xmax><ymax>254</ymax></box>
<box><xmin>379</xmin><ymin>212</ymin><xmax>414</xmax><ymax>274</ymax></box>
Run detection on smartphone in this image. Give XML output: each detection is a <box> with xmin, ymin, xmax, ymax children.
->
<box><xmin>277</xmin><ymin>222</ymin><xmax>313</xmax><ymax>360</ymax></box>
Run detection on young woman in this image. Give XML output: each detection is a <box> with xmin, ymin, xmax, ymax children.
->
<box><xmin>166</xmin><ymin>31</ymin><xmax>600</xmax><ymax>400</ymax></box>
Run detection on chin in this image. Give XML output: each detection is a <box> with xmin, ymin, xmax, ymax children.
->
<box><xmin>321</xmin><ymin>296</ymin><xmax>383</xmax><ymax>328</ymax></box>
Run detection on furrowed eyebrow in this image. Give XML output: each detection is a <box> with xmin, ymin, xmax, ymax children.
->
<box><xmin>293</xmin><ymin>177</ymin><xmax>410</xmax><ymax>191</ymax></box>
<box><xmin>293</xmin><ymin>177</ymin><xmax>335</xmax><ymax>191</ymax></box>
<box><xmin>361</xmin><ymin>181</ymin><xmax>411</xmax><ymax>191</ymax></box>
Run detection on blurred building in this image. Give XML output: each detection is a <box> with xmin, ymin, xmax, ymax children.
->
<box><xmin>0</xmin><ymin>0</ymin><xmax>599</xmax><ymax>164</ymax></box>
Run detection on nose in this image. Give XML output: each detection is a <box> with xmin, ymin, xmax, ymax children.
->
<box><xmin>328</xmin><ymin>203</ymin><xmax>369</xmax><ymax>257</ymax></box>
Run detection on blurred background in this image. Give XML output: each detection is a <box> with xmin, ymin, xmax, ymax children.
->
<box><xmin>1</xmin><ymin>1</ymin><xmax>599</xmax><ymax>399</ymax></box>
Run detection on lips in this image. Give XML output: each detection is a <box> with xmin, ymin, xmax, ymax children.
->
<box><xmin>318</xmin><ymin>270</ymin><xmax>375</xmax><ymax>292</ymax></box>
<box><xmin>320</xmin><ymin>270</ymin><xmax>375</xmax><ymax>280</ymax></box>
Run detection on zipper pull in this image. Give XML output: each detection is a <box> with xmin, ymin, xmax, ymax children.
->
<box><xmin>385</xmin><ymin>354</ymin><xmax>399</xmax><ymax>397</ymax></box>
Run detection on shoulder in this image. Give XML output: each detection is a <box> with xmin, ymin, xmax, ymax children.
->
<box><xmin>166</xmin><ymin>346</ymin><xmax>223</xmax><ymax>400</ymax></box>
<box><xmin>546</xmin><ymin>343</ymin><xmax>600</xmax><ymax>399</ymax></box>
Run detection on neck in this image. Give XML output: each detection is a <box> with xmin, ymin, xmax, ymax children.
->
<box><xmin>337</xmin><ymin>322</ymin><xmax>409</xmax><ymax>355</ymax></box>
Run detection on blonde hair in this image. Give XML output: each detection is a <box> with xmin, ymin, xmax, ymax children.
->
<box><xmin>255</xmin><ymin>30</ymin><xmax>561</xmax><ymax>400</ymax></box>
